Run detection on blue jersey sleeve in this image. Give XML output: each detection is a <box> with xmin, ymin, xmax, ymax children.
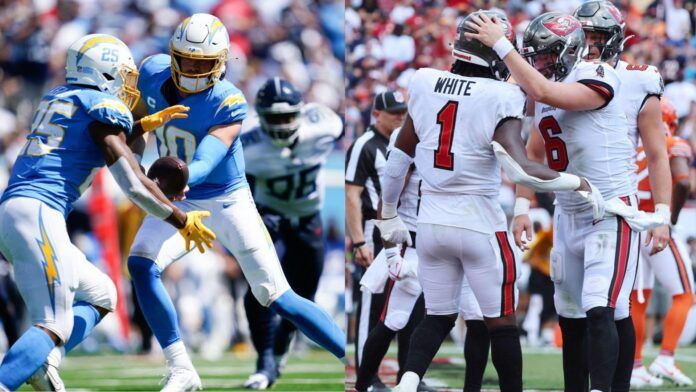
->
<box><xmin>78</xmin><ymin>91</ymin><xmax>133</xmax><ymax>131</ymax></box>
<box><xmin>212</xmin><ymin>90</ymin><xmax>248</xmax><ymax>126</ymax></box>
<box><xmin>138</xmin><ymin>54</ymin><xmax>170</xmax><ymax>101</ymax></box>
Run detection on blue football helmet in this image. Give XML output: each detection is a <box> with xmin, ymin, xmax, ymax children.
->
<box><xmin>255</xmin><ymin>77</ymin><xmax>303</xmax><ymax>147</ymax></box>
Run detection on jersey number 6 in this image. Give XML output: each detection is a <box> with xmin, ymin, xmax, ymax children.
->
<box><xmin>538</xmin><ymin>116</ymin><xmax>569</xmax><ymax>172</ymax></box>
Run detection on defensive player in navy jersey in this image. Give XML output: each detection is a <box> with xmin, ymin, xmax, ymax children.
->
<box><xmin>0</xmin><ymin>34</ymin><xmax>214</xmax><ymax>392</ymax></box>
<box><xmin>126</xmin><ymin>14</ymin><xmax>345</xmax><ymax>391</ymax></box>
<box><xmin>240</xmin><ymin>78</ymin><xmax>342</xmax><ymax>389</ymax></box>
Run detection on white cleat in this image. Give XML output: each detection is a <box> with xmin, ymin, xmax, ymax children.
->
<box><xmin>392</xmin><ymin>371</ymin><xmax>419</xmax><ymax>392</ymax></box>
<box><xmin>27</xmin><ymin>346</ymin><xmax>65</xmax><ymax>392</ymax></box>
<box><xmin>160</xmin><ymin>367</ymin><xmax>202</xmax><ymax>392</ymax></box>
<box><xmin>243</xmin><ymin>373</ymin><xmax>271</xmax><ymax>390</ymax></box>
<box><xmin>630</xmin><ymin>365</ymin><xmax>663</xmax><ymax>388</ymax></box>
<box><xmin>650</xmin><ymin>357</ymin><xmax>693</xmax><ymax>386</ymax></box>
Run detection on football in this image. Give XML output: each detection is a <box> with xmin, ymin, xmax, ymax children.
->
<box><xmin>146</xmin><ymin>156</ymin><xmax>188</xmax><ymax>199</ymax></box>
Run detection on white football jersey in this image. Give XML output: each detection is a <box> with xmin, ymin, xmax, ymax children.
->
<box><xmin>615</xmin><ymin>60</ymin><xmax>664</xmax><ymax>148</ymax></box>
<box><xmin>387</xmin><ymin>128</ymin><xmax>420</xmax><ymax>232</ymax></box>
<box><xmin>241</xmin><ymin>103</ymin><xmax>342</xmax><ymax>218</ymax></box>
<box><xmin>407</xmin><ymin>67</ymin><xmax>525</xmax><ymax>232</ymax></box>
<box><xmin>533</xmin><ymin>61</ymin><xmax>636</xmax><ymax>213</ymax></box>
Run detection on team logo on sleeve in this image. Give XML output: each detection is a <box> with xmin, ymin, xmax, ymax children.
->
<box><xmin>89</xmin><ymin>99</ymin><xmax>129</xmax><ymax>114</ymax></box>
<box><xmin>596</xmin><ymin>65</ymin><xmax>604</xmax><ymax>78</ymax></box>
<box><xmin>215</xmin><ymin>93</ymin><xmax>246</xmax><ymax>116</ymax></box>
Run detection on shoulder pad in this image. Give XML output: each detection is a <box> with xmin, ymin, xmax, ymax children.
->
<box><xmin>302</xmin><ymin>103</ymin><xmax>342</xmax><ymax>139</ymax></box>
<box><xmin>78</xmin><ymin>90</ymin><xmax>133</xmax><ymax>130</ymax></box>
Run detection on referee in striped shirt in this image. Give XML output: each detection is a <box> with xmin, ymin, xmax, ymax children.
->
<box><xmin>346</xmin><ymin>90</ymin><xmax>407</xmax><ymax>391</ymax></box>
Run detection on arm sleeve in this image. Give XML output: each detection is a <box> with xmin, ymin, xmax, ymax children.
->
<box><xmin>187</xmin><ymin>134</ymin><xmax>230</xmax><ymax>186</ymax></box>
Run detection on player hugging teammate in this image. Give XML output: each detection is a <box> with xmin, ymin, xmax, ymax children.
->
<box><xmin>361</xmin><ymin>2</ymin><xmax>686</xmax><ymax>392</ymax></box>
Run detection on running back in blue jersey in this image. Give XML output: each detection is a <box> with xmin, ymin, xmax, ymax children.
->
<box><xmin>138</xmin><ymin>54</ymin><xmax>248</xmax><ymax>200</ymax></box>
<box><xmin>1</xmin><ymin>85</ymin><xmax>133</xmax><ymax>217</ymax></box>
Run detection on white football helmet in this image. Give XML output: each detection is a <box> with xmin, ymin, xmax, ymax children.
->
<box><xmin>170</xmin><ymin>13</ymin><xmax>229</xmax><ymax>93</ymax></box>
<box><xmin>65</xmin><ymin>34</ymin><xmax>140</xmax><ymax>110</ymax></box>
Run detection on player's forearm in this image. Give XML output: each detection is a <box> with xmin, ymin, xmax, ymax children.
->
<box><xmin>188</xmin><ymin>134</ymin><xmax>229</xmax><ymax>186</ymax></box>
<box><xmin>646</xmin><ymin>153</ymin><xmax>672</xmax><ymax>206</ymax></box>
<box><xmin>671</xmin><ymin>180</ymin><xmax>690</xmax><ymax>225</ymax></box>
<box><xmin>346</xmin><ymin>205</ymin><xmax>366</xmax><ymax>242</ymax></box>
<box><xmin>127</xmin><ymin>121</ymin><xmax>147</xmax><ymax>145</ymax></box>
<box><xmin>515</xmin><ymin>184</ymin><xmax>535</xmax><ymax>202</ymax></box>
<box><xmin>381</xmin><ymin>149</ymin><xmax>412</xmax><ymax>218</ymax></box>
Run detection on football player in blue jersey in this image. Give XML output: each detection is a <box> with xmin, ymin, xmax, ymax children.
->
<box><xmin>126</xmin><ymin>13</ymin><xmax>345</xmax><ymax>391</ymax></box>
<box><xmin>0</xmin><ymin>34</ymin><xmax>215</xmax><ymax>392</ymax></box>
<box><xmin>240</xmin><ymin>78</ymin><xmax>342</xmax><ymax>389</ymax></box>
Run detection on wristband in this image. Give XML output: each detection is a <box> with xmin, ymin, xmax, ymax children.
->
<box><xmin>381</xmin><ymin>203</ymin><xmax>398</xmax><ymax>219</ymax></box>
<box><xmin>492</xmin><ymin>36</ymin><xmax>514</xmax><ymax>59</ymax></box>
<box><xmin>352</xmin><ymin>241</ymin><xmax>366</xmax><ymax>250</ymax></box>
<box><xmin>513</xmin><ymin>197</ymin><xmax>531</xmax><ymax>217</ymax></box>
<box><xmin>654</xmin><ymin>203</ymin><xmax>671</xmax><ymax>222</ymax></box>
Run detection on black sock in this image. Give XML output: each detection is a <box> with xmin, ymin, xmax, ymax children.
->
<box><xmin>611</xmin><ymin>317</ymin><xmax>635</xmax><ymax>392</ymax></box>
<box><xmin>489</xmin><ymin>325</ymin><xmax>522</xmax><ymax>392</ymax></box>
<box><xmin>354</xmin><ymin>322</ymin><xmax>397</xmax><ymax>391</ymax></box>
<box><xmin>586</xmin><ymin>307</ymin><xmax>618</xmax><ymax>391</ymax></box>
<box><xmin>558</xmin><ymin>316</ymin><xmax>589</xmax><ymax>392</ymax></box>
<box><xmin>397</xmin><ymin>294</ymin><xmax>425</xmax><ymax>382</ymax></box>
<box><xmin>464</xmin><ymin>319</ymin><xmax>489</xmax><ymax>392</ymax></box>
<box><xmin>403</xmin><ymin>314</ymin><xmax>457</xmax><ymax>378</ymax></box>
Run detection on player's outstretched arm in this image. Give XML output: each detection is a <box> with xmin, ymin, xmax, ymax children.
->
<box><xmin>492</xmin><ymin>118</ymin><xmax>590</xmax><ymax>191</ymax></box>
<box><xmin>186</xmin><ymin>122</ymin><xmax>240</xmax><ymax>186</ymax></box>
<box><xmin>464</xmin><ymin>12</ymin><xmax>609</xmax><ymax>111</ymax></box>
<box><xmin>89</xmin><ymin>122</ymin><xmax>215</xmax><ymax>253</ymax></box>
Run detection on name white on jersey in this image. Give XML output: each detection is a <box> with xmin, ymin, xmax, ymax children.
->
<box><xmin>242</xmin><ymin>103</ymin><xmax>341</xmax><ymax>218</ymax></box>
<box><xmin>615</xmin><ymin>60</ymin><xmax>663</xmax><ymax>148</ymax></box>
<box><xmin>533</xmin><ymin>61</ymin><xmax>636</xmax><ymax>213</ymax></box>
<box><xmin>407</xmin><ymin>67</ymin><xmax>524</xmax><ymax>232</ymax></box>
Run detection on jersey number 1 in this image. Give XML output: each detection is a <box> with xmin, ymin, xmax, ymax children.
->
<box><xmin>538</xmin><ymin>116</ymin><xmax>569</xmax><ymax>171</ymax></box>
<box><xmin>434</xmin><ymin>101</ymin><xmax>458</xmax><ymax>170</ymax></box>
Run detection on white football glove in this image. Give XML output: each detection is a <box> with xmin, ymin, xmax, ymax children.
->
<box><xmin>386</xmin><ymin>248</ymin><xmax>416</xmax><ymax>281</ymax></box>
<box><xmin>576</xmin><ymin>178</ymin><xmax>605</xmax><ymax>220</ymax></box>
<box><xmin>604</xmin><ymin>197</ymin><xmax>669</xmax><ymax>232</ymax></box>
<box><xmin>375</xmin><ymin>216</ymin><xmax>412</xmax><ymax>246</ymax></box>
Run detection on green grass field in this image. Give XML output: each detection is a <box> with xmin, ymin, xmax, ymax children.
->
<box><xmin>346</xmin><ymin>343</ymin><xmax>696</xmax><ymax>391</ymax></box>
<box><xmin>17</xmin><ymin>350</ymin><xmax>344</xmax><ymax>391</ymax></box>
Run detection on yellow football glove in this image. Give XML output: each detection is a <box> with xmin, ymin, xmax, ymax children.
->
<box><xmin>141</xmin><ymin>105</ymin><xmax>190</xmax><ymax>132</ymax></box>
<box><xmin>178</xmin><ymin>210</ymin><xmax>216</xmax><ymax>253</ymax></box>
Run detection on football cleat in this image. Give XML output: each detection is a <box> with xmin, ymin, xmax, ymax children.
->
<box><xmin>243</xmin><ymin>373</ymin><xmax>271</xmax><ymax>390</ymax></box>
<box><xmin>649</xmin><ymin>356</ymin><xmax>693</xmax><ymax>386</ymax></box>
<box><xmin>160</xmin><ymin>367</ymin><xmax>202</xmax><ymax>392</ymax></box>
<box><xmin>366</xmin><ymin>380</ymin><xmax>391</xmax><ymax>392</ymax></box>
<box><xmin>630</xmin><ymin>365</ymin><xmax>663</xmax><ymax>388</ymax></box>
<box><xmin>26</xmin><ymin>363</ymin><xmax>66</xmax><ymax>392</ymax></box>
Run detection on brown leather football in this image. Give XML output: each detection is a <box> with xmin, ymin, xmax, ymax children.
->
<box><xmin>146</xmin><ymin>156</ymin><xmax>189</xmax><ymax>199</ymax></box>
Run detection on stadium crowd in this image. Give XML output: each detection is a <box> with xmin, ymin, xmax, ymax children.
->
<box><xmin>0</xmin><ymin>0</ymin><xmax>345</xmax><ymax>356</ymax></box>
<box><xmin>346</xmin><ymin>0</ymin><xmax>696</xmax><ymax>352</ymax></box>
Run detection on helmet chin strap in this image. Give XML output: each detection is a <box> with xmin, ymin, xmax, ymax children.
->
<box><xmin>179</xmin><ymin>75</ymin><xmax>211</xmax><ymax>93</ymax></box>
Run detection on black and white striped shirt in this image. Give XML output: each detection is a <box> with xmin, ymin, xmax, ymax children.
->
<box><xmin>345</xmin><ymin>126</ymin><xmax>389</xmax><ymax>221</ymax></box>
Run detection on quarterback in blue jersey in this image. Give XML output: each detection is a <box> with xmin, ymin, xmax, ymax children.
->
<box><xmin>126</xmin><ymin>13</ymin><xmax>345</xmax><ymax>391</ymax></box>
<box><xmin>0</xmin><ymin>34</ymin><xmax>214</xmax><ymax>392</ymax></box>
